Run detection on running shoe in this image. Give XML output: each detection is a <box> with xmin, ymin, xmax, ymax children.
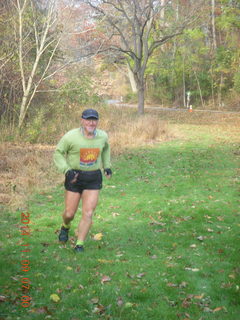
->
<box><xmin>58</xmin><ymin>226</ymin><xmax>69</xmax><ymax>243</ymax></box>
<box><xmin>74</xmin><ymin>245</ymin><xmax>84</xmax><ymax>253</ymax></box>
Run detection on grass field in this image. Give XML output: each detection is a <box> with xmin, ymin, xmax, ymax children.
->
<box><xmin>0</xmin><ymin>113</ymin><xmax>239</xmax><ymax>320</ymax></box>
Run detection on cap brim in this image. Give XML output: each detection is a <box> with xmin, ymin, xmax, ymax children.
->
<box><xmin>82</xmin><ymin>116</ymin><xmax>99</xmax><ymax>119</ymax></box>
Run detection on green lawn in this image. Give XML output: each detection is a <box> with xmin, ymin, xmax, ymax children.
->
<box><xmin>1</xmin><ymin>132</ymin><xmax>239</xmax><ymax>319</ymax></box>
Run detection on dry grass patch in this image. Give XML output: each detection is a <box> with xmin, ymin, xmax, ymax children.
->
<box><xmin>97</xmin><ymin>107</ymin><xmax>176</xmax><ymax>153</ymax></box>
<box><xmin>0</xmin><ymin>143</ymin><xmax>59</xmax><ymax>210</ymax></box>
<box><xmin>109</xmin><ymin>115</ymin><xmax>176</xmax><ymax>153</ymax></box>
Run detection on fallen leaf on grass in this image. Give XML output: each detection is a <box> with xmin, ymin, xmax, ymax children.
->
<box><xmin>65</xmin><ymin>284</ymin><xmax>73</xmax><ymax>290</ymax></box>
<box><xmin>164</xmin><ymin>296</ymin><xmax>178</xmax><ymax>307</ymax></box>
<box><xmin>90</xmin><ymin>297</ymin><xmax>99</xmax><ymax>304</ymax></box>
<box><xmin>0</xmin><ymin>295</ymin><xmax>7</xmax><ymax>302</ymax></box>
<box><xmin>56</xmin><ymin>288</ymin><xmax>62</xmax><ymax>294</ymax></box>
<box><xmin>30</xmin><ymin>306</ymin><xmax>52</xmax><ymax>315</ymax></box>
<box><xmin>221</xmin><ymin>282</ymin><xmax>233</xmax><ymax>288</ymax></box>
<box><xmin>93</xmin><ymin>233</ymin><xmax>103</xmax><ymax>241</ymax></box>
<box><xmin>126</xmin><ymin>272</ymin><xmax>134</xmax><ymax>279</ymax></box>
<box><xmin>101</xmin><ymin>275</ymin><xmax>111</xmax><ymax>284</ymax></box>
<box><xmin>75</xmin><ymin>266</ymin><xmax>81</xmax><ymax>273</ymax></box>
<box><xmin>98</xmin><ymin>259</ymin><xmax>114</xmax><ymax>264</ymax></box>
<box><xmin>112</xmin><ymin>212</ymin><xmax>120</xmax><ymax>217</ymax></box>
<box><xmin>124</xmin><ymin>302</ymin><xmax>134</xmax><ymax>308</ymax></box>
<box><xmin>40</xmin><ymin>242</ymin><xmax>50</xmax><ymax>247</ymax></box>
<box><xmin>92</xmin><ymin>304</ymin><xmax>105</xmax><ymax>315</ymax></box>
<box><xmin>66</xmin><ymin>266</ymin><xmax>73</xmax><ymax>271</ymax></box>
<box><xmin>50</xmin><ymin>293</ymin><xmax>60</xmax><ymax>303</ymax></box>
<box><xmin>181</xmin><ymin>298</ymin><xmax>192</xmax><ymax>308</ymax></box>
<box><xmin>213</xmin><ymin>307</ymin><xmax>225</xmax><ymax>313</ymax></box>
<box><xmin>151</xmin><ymin>255</ymin><xmax>157</xmax><ymax>259</ymax></box>
<box><xmin>190</xmin><ymin>244</ymin><xmax>197</xmax><ymax>248</ymax></box>
<box><xmin>185</xmin><ymin>267</ymin><xmax>200</xmax><ymax>272</ymax></box>
<box><xmin>117</xmin><ymin>296</ymin><xmax>124</xmax><ymax>307</ymax></box>
<box><xmin>179</xmin><ymin>281</ymin><xmax>188</xmax><ymax>288</ymax></box>
<box><xmin>149</xmin><ymin>216</ymin><xmax>166</xmax><ymax>226</ymax></box>
<box><xmin>194</xmin><ymin>294</ymin><xmax>204</xmax><ymax>299</ymax></box>
<box><xmin>167</xmin><ymin>282</ymin><xmax>178</xmax><ymax>287</ymax></box>
<box><xmin>155</xmin><ymin>228</ymin><xmax>166</xmax><ymax>232</ymax></box>
<box><xmin>116</xmin><ymin>252</ymin><xmax>124</xmax><ymax>257</ymax></box>
<box><xmin>137</xmin><ymin>273</ymin><xmax>146</xmax><ymax>279</ymax></box>
<box><xmin>203</xmin><ymin>307</ymin><xmax>212</xmax><ymax>313</ymax></box>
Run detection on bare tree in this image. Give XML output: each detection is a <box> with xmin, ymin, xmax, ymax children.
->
<box><xmin>83</xmin><ymin>0</ymin><xmax>206</xmax><ymax>114</ymax></box>
<box><xmin>211</xmin><ymin>0</ymin><xmax>217</xmax><ymax>50</ymax></box>
<box><xmin>14</xmin><ymin>0</ymin><xmax>62</xmax><ymax>128</ymax></box>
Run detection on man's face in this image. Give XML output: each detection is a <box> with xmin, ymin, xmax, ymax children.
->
<box><xmin>81</xmin><ymin>118</ymin><xmax>98</xmax><ymax>134</ymax></box>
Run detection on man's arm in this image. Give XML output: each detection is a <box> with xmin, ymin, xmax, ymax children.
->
<box><xmin>53</xmin><ymin>136</ymin><xmax>71</xmax><ymax>174</ymax></box>
<box><xmin>102</xmin><ymin>135</ymin><xmax>111</xmax><ymax>177</ymax></box>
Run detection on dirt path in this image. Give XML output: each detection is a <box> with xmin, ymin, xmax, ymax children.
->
<box><xmin>113</xmin><ymin>102</ymin><xmax>240</xmax><ymax>114</ymax></box>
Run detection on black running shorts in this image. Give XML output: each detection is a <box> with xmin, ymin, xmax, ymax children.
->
<box><xmin>64</xmin><ymin>169</ymin><xmax>102</xmax><ymax>193</ymax></box>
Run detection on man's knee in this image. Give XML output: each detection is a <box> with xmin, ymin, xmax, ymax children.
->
<box><xmin>82</xmin><ymin>209</ymin><xmax>94</xmax><ymax>220</ymax></box>
<box><xmin>63</xmin><ymin>209</ymin><xmax>76</xmax><ymax>220</ymax></box>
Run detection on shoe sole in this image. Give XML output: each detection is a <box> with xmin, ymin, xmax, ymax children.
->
<box><xmin>74</xmin><ymin>247</ymin><xmax>84</xmax><ymax>253</ymax></box>
<box><xmin>59</xmin><ymin>240</ymin><xmax>68</xmax><ymax>244</ymax></box>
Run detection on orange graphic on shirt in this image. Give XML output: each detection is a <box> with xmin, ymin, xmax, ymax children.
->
<box><xmin>80</xmin><ymin>148</ymin><xmax>100</xmax><ymax>166</ymax></box>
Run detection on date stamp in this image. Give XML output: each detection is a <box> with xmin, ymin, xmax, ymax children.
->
<box><xmin>20</xmin><ymin>212</ymin><xmax>31</xmax><ymax>308</ymax></box>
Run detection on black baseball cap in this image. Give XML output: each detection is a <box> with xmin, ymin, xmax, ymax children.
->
<box><xmin>81</xmin><ymin>109</ymin><xmax>99</xmax><ymax>120</ymax></box>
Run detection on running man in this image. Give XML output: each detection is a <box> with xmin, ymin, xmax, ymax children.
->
<box><xmin>53</xmin><ymin>109</ymin><xmax>112</xmax><ymax>253</ymax></box>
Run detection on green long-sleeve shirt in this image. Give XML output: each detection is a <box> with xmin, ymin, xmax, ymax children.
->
<box><xmin>53</xmin><ymin>128</ymin><xmax>111</xmax><ymax>174</ymax></box>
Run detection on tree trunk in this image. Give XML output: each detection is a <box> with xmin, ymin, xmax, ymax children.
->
<box><xmin>137</xmin><ymin>84</ymin><xmax>145</xmax><ymax>115</ymax></box>
<box><xmin>218</xmin><ymin>73</ymin><xmax>224</xmax><ymax>108</ymax></box>
<box><xmin>127</xmin><ymin>64</ymin><xmax>137</xmax><ymax>93</ymax></box>
<box><xmin>210</xmin><ymin>64</ymin><xmax>215</xmax><ymax>106</ymax></box>
<box><xmin>194</xmin><ymin>70</ymin><xmax>204</xmax><ymax>108</ymax></box>
<box><xmin>18</xmin><ymin>95</ymin><xmax>28</xmax><ymax>128</ymax></box>
<box><xmin>211</xmin><ymin>0</ymin><xmax>217</xmax><ymax>50</ymax></box>
<box><xmin>134</xmin><ymin>71</ymin><xmax>145</xmax><ymax>114</ymax></box>
<box><xmin>182</xmin><ymin>55</ymin><xmax>186</xmax><ymax>107</ymax></box>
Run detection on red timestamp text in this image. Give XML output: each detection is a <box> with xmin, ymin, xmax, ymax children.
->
<box><xmin>20</xmin><ymin>212</ymin><xmax>31</xmax><ymax>308</ymax></box>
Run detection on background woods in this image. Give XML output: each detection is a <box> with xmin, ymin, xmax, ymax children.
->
<box><xmin>0</xmin><ymin>0</ymin><xmax>240</xmax><ymax>129</ymax></box>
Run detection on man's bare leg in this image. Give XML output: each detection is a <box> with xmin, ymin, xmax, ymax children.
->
<box><xmin>63</xmin><ymin>191</ymin><xmax>82</xmax><ymax>224</ymax></box>
<box><xmin>59</xmin><ymin>191</ymin><xmax>81</xmax><ymax>243</ymax></box>
<box><xmin>77</xmin><ymin>190</ymin><xmax>100</xmax><ymax>242</ymax></box>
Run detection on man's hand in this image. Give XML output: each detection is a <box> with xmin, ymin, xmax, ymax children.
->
<box><xmin>66</xmin><ymin>169</ymin><xmax>79</xmax><ymax>183</ymax></box>
<box><xmin>104</xmin><ymin>168</ymin><xmax>112</xmax><ymax>179</ymax></box>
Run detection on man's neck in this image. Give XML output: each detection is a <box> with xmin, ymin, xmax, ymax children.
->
<box><xmin>81</xmin><ymin>127</ymin><xmax>96</xmax><ymax>138</ymax></box>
